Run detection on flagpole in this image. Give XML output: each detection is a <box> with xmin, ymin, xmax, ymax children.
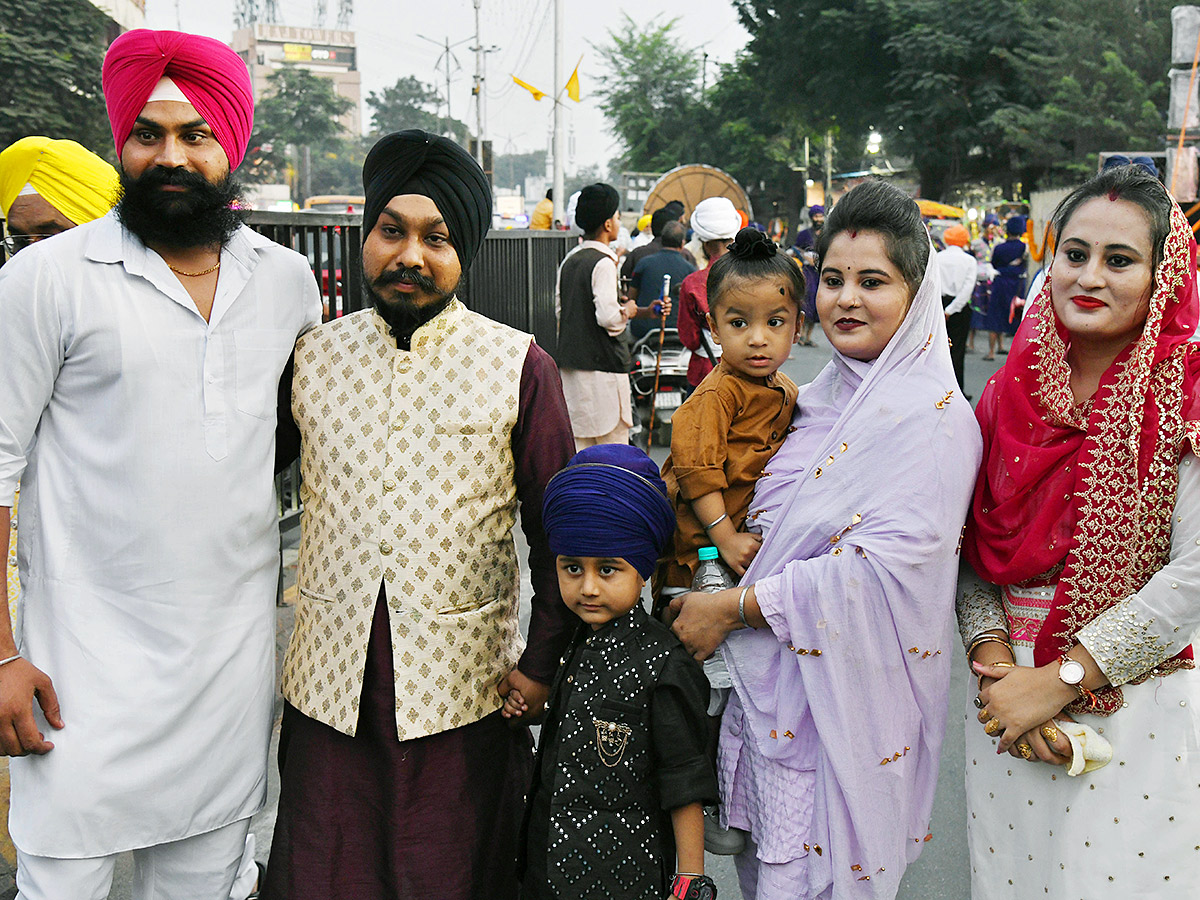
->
<box><xmin>552</xmin><ymin>0</ymin><xmax>565</xmax><ymax>226</ymax></box>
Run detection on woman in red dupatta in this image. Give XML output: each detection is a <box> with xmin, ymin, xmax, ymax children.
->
<box><xmin>957</xmin><ymin>164</ymin><xmax>1200</xmax><ymax>898</ymax></box>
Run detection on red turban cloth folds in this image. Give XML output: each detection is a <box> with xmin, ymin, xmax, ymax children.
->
<box><xmin>102</xmin><ymin>30</ymin><xmax>255</xmax><ymax>171</ymax></box>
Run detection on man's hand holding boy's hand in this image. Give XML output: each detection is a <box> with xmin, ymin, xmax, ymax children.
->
<box><xmin>498</xmin><ymin>668</ymin><xmax>550</xmax><ymax>724</ymax></box>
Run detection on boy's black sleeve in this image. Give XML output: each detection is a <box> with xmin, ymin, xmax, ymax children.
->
<box><xmin>650</xmin><ymin>648</ymin><xmax>720</xmax><ymax>811</ymax></box>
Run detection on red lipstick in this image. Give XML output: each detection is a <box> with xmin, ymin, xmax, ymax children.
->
<box><xmin>1071</xmin><ymin>295</ymin><xmax>1105</xmax><ymax>309</ymax></box>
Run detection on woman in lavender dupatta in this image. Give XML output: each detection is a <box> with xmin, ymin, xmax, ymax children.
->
<box><xmin>670</xmin><ymin>181</ymin><xmax>982</xmax><ymax>899</ymax></box>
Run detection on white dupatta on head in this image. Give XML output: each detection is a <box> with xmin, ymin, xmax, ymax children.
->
<box><xmin>725</xmin><ymin>240</ymin><xmax>983</xmax><ymax>898</ymax></box>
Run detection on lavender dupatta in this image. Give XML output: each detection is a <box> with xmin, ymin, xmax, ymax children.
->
<box><xmin>723</xmin><ymin>244</ymin><xmax>982</xmax><ymax>898</ymax></box>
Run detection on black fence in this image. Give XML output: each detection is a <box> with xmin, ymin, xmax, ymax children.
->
<box><xmin>242</xmin><ymin>212</ymin><xmax>575</xmax><ymax>351</ymax></box>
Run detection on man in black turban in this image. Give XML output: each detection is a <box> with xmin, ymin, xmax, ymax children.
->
<box><xmin>264</xmin><ymin>130</ymin><xmax>578</xmax><ymax>900</ymax></box>
<box><xmin>357</xmin><ymin>129</ymin><xmax>493</xmax><ymax>348</ymax></box>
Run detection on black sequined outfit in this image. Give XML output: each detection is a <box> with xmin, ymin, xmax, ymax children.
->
<box><xmin>520</xmin><ymin>605</ymin><xmax>717</xmax><ymax>899</ymax></box>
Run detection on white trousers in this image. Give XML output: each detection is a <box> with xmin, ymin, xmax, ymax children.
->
<box><xmin>16</xmin><ymin>818</ymin><xmax>253</xmax><ymax>900</ymax></box>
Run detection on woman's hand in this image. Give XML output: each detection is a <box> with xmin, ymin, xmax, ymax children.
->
<box><xmin>670</xmin><ymin>588</ymin><xmax>741</xmax><ymax>661</ymax></box>
<box><xmin>1010</xmin><ymin>716</ymin><xmax>1074</xmax><ymax>765</ymax></box>
<box><xmin>974</xmin><ymin>661</ymin><xmax>1077</xmax><ymax>755</ymax></box>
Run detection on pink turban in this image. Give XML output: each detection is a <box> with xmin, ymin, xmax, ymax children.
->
<box><xmin>102</xmin><ymin>30</ymin><xmax>254</xmax><ymax>171</ymax></box>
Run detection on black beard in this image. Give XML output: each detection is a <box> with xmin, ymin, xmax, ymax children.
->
<box><xmin>364</xmin><ymin>261</ymin><xmax>459</xmax><ymax>349</ymax></box>
<box><xmin>812</xmin><ymin>221</ymin><xmax>824</xmax><ymax>233</ymax></box>
<box><xmin>116</xmin><ymin>167</ymin><xmax>245</xmax><ymax>250</ymax></box>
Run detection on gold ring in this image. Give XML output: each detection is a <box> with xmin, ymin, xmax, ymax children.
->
<box><xmin>984</xmin><ymin>718</ymin><xmax>1002</xmax><ymax>736</ymax></box>
<box><xmin>1041</xmin><ymin>724</ymin><xmax>1059</xmax><ymax>743</ymax></box>
<box><xmin>976</xmin><ymin>708</ymin><xmax>990</xmax><ymax>723</ymax></box>
<box><xmin>1017</xmin><ymin>743</ymin><xmax>1033</xmax><ymax>759</ymax></box>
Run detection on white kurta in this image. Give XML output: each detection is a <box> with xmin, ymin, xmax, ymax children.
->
<box><xmin>964</xmin><ymin>454</ymin><xmax>1200</xmax><ymax>898</ymax></box>
<box><xmin>0</xmin><ymin>214</ymin><xmax>321</xmax><ymax>857</ymax></box>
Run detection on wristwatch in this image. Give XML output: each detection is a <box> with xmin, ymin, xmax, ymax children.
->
<box><xmin>1058</xmin><ymin>654</ymin><xmax>1085</xmax><ymax>688</ymax></box>
<box><xmin>670</xmin><ymin>873</ymin><xmax>717</xmax><ymax>900</ymax></box>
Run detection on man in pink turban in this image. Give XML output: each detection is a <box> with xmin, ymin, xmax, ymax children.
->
<box><xmin>0</xmin><ymin>29</ymin><xmax>321</xmax><ymax>900</ymax></box>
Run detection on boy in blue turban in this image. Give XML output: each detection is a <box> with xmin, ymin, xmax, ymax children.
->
<box><xmin>508</xmin><ymin>444</ymin><xmax>719</xmax><ymax>900</ymax></box>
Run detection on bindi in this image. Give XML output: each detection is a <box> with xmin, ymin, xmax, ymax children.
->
<box><xmin>1108</xmin><ymin>190</ymin><xmax>1120</xmax><ymax>201</ymax></box>
<box><xmin>849</xmin><ymin>230</ymin><xmax>858</xmax><ymax>239</ymax></box>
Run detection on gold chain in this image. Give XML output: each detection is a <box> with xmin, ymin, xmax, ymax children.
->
<box><xmin>168</xmin><ymin>260</ymin><xmax>221</xmax><ymax>277</ymax></box>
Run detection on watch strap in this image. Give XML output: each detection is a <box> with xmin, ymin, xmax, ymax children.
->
<box><xmin>671</xmin><ymin>873</ymin><xmax>717</xmax><ymax>900</ymax></box>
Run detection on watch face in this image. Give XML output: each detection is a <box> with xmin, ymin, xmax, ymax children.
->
<box><xmin>697</xmin><ymin>886</ymin><xmax>717</xmax><ymax>900</ymax></box>
<box><xmin>1059</xmin><ymin>657</ymin><xmax>1085</xmax><ymax>685</ymax></box>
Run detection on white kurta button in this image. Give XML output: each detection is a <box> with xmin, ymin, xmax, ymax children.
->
<box><xmin>384</xmin><ymin>479</ymin><xmax>397</xmax><ymax>491</ymax></box>
<box><xmin>380</xmin><ymin>542</ymin><xmax>393</xmax><ymax>555</ymax></box>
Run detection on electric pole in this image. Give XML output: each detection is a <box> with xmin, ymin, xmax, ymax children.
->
<box><xmin>473</xmin><ymin>0</ymin><xmax>484</xmax><ymax>165</ymax></box>
<box><xmin>552</xmin><ymin>0</ymin><xmax>565</xmax><ymax>226</ymax></box>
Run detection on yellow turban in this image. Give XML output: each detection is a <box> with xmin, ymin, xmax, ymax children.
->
<box><xmin>0</xmin><ymin>137</ymin><xmax>119</xmax><ymax>225</ymax></box>
<box><xmin>636</xmin><ymin>213</ymin><xmax>652</xmax><ymax>232</ymax></box>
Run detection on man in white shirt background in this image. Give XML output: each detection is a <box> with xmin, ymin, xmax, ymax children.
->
<box><xmin>937</xmin><ymin>224</ymin><xmax>978</xmax><ymax>399</ymax></box>
<box><xmin>0</xmin><ymin>29</ymin><xmax>320</xmax><ymax>900</ymax></box>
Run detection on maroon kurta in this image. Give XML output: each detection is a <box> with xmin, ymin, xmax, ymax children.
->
<box><xmin>264</xmin><ymin>342</ymin><xmax>576</xmax><ymax>900</ymax></box>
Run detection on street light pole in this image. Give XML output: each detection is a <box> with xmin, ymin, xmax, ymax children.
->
<box><xmin>552</xmin><ymin>0</ymin><xmax>565</xmax><ymax>226</ymax></box>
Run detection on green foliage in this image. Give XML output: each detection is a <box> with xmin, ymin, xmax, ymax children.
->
<box><xmin>0</xmin><ymin>0</ymin><xmax>112</xmax><ymax>157</ymax></box>
<box><xmin>989</xmin><ymin>0</ymin><xmax>1170</xmax><ymax>187</ymax></box>
<box><xmin>244</xmin><ymin>65</ymin><xmax>353</xmax><ymax>185</ymax></box>
<box><xmin>591</xmin><ymin>14</ymin><xmax>702</xmax><ymax>171</ymax></box>
<box><xmin>728</xmin><ymin>0</ymin><xmax>1173</xmax><ymax>198</ymax></box>
<box><xmin>366</xmin><ymin>75</ymin><xmax>468</xmax><ymax>141</ymax></box>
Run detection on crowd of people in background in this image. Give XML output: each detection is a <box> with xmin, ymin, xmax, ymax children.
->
<box><xmin>2</xmin><ymin>24</ymin><xmax>1199</xmax><ymax>900</ymax></box>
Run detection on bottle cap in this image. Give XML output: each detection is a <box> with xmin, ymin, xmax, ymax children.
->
<box><xmin>698</xmin><ymin>546</ymin><xmax>719</xmax><ymax>561</ymax></box>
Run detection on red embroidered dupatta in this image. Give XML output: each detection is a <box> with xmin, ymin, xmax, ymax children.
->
<box><xmin>965</xmin><ymin>200</ymin><xmax>1200</xmax><ymax>715</ymax></box>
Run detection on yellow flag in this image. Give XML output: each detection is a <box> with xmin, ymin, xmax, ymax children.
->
<box><xmin>565</xmin><ymin>62</ymin><xmax>581</xmax><ymax>102</ymax></box>
<box><xmin>512</xmin><ymin>75</ymin><xmax>546</xmax><ymax>101</ymax></box>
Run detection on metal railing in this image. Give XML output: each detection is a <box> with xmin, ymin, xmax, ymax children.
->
<box><xmin>243</xmin><ymin>212</ymin><xmax>575</xmax><ymax>346</ymax></box>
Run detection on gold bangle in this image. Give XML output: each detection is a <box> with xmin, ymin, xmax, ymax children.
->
<box><xmin>968</xmin><ymin>633</ymin><xmax>1014</xmax><ymax>664</ymax></box>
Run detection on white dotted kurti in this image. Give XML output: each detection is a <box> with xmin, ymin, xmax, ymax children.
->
<box><xmin>964</xmin><ymin>455</ymin><xmax>1200</xmax><ymax>898</ymax></box>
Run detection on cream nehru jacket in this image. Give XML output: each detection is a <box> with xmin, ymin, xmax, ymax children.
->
<box><xmin>283</xmin><ymin>300</ymin><xmax>533</xmax><ymax>740</ymax></box>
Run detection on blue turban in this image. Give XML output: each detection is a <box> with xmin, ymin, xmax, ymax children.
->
<box><xmin>542</xmin><ymin>444</ymin><xmax>675</xmax><ymax>580</ymax></box>
<box><xmin>983</xmin><ymin>212</ymin><xmax>1001</xmax><ymax>227</ymax></box>
<box><xmin>1005</xmin><ymin>215</ymin><xmax>1027</xmax><ymax>237</ymax></box>
<box><xmin>808</xmin><ymin>204</ymin><xmax>825</xmax><ymax>217</ymax></box>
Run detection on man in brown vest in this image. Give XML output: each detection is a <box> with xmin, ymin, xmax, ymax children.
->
<box><xmin>265</xmin><ymin>131</ymin><xmax>577</xmax><ymax>899</ymax></box>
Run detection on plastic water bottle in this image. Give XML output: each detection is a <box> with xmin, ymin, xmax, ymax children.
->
<box><xmin>691</xmin><ymin>545</ymin><xmax>735</xmax><ymax>594</ymax></box>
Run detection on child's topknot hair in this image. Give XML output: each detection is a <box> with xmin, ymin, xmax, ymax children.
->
<box><xmin>706</xmin><ymin>227</ymin><xmax>805</xmax><ymax>313</ymax></box>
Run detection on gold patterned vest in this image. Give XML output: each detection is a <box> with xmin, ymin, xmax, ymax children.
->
<box><xmin>282</xmin><ymin>301</ymin><xmax>533</xmax><ymax>740</ymax></box>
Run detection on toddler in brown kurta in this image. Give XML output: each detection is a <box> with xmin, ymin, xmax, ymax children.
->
<box><xmin>653</xmin><ymin>228</ymin><xmax>803</xmax><ymax>604</ymax></box>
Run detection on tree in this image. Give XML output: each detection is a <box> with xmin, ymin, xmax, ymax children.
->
<box><xmin>366</xmin><ymin>75</ymin><xmax>469</xmax><ymax>142</ymax></box>
<box><xmin>0</xmin><ymin>0</ymin><xmax>112</xmax><ymax>156</ymax></box>
<box><xmin>244</xmin><ymin>65</ymin><xmax>352</xmax><ymax>192</ymax></box>
<box><xmin>492</xmin><ymin>149</ymin><xmax>547</xmax><ymax>193</ymax></box>
<box><xmin>988</xmin><ymin>0</ymin><xmax>1171</xmax><ymax>190</ymax></box>
<box><xmin>592</xmin><ymin>15</ymin><xmax>703</xmax><ymax>172</ymax></box>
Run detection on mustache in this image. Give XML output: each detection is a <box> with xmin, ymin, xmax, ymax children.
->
<box><xmin>374</xmin><ymin>266</ymin><xmax>439</xmax><ymax>292</ymax></box>
<box><xmin>128</xmin><ymin>166</ymin><xmax>219</xmax><ymax>192</ymax></box>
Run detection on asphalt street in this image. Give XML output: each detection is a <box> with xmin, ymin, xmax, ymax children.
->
<box><xmin>105</xmin><ymin>326</ymin><xmax>1006</xmax><ymax>900</ymax></box>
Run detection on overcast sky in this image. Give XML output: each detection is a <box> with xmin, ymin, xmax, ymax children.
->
<box><xmin>145</xmin><ymin>0</ymin><xmax>750</xmax><ymax>174</ymax></box>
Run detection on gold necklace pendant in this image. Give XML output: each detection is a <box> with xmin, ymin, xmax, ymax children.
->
<box><xmin>168</xmin><ymin>259</ymin><xmax>221</xmax><ymax>277</ymax></box>
<box><xmin>593</xmin><ymin>717</ymin><xmax>633</xmax><ymax>767</ymax></box>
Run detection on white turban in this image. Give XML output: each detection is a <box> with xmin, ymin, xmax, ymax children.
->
<box><xmin>690</xmin><ymin>196</ymin><xmax>741</xmax><ymax>242</ymax></box>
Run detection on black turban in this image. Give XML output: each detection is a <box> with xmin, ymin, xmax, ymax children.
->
<box><xmin>362</xmin><ymin>129</ymin><xmax>492</xmax><ymax>271</ymax></box>
<box><xmin>573</xmin><ymin>183</ymin><xmax>620</xmax><ymax>234</ymax></box>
